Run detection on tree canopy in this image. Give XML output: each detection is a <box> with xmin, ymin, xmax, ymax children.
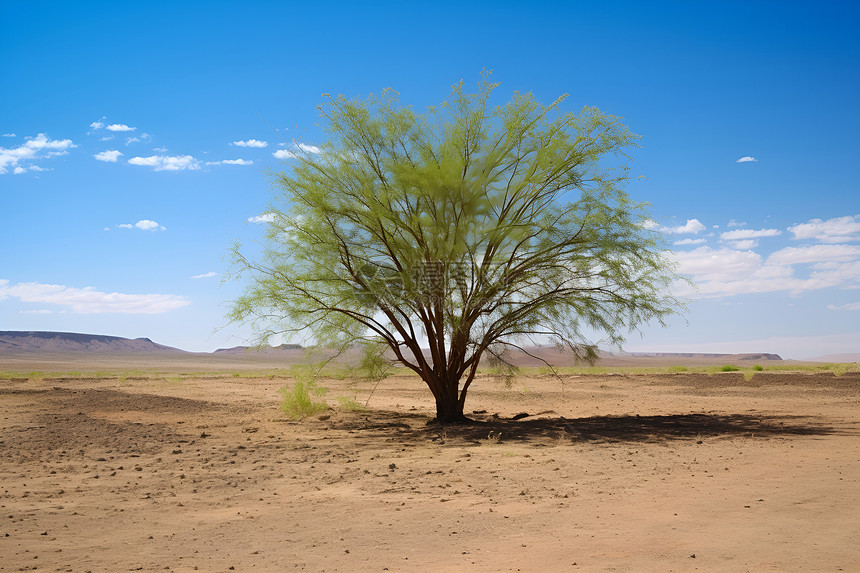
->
<box><xmin>230</xmin><ymin>76</ymin><xmax>682</xmax><ymax>422</ymax></box>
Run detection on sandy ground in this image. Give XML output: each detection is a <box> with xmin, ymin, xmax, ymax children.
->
<box><xmin>1</xmin><ymin>369</ymin><xmax>859</xmax><ymax>572</ymax></box>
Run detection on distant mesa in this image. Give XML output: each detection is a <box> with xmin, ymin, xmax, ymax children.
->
<box><xmin>0</xmin><ymin>331</ymin><xmax>187</xmax><ymax>354</ymax></box>
<box><xmin>625</xmin><ymin>352</ymin><xmax>782</xmax><ymax>361</ymax></box>
<box><xmin>213</xmin><ymin>344</ymin><xmax>303</xmax><ymax>354</ymax></box>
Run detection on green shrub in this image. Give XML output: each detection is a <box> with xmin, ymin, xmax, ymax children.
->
<box><xmin>336</xmin><ymin>395</ymin><xmax>366</xmax><ymax>411</ymax></box>
<box><xmin>721</xmin><ymin>365</ymin><xmax>740</xmax><ymax>372</ymax></box>
<box><xmin>668</xmin><ymin>366</ymin><xmax>688</xmax><ymax>373</ymax></box>
<box><xmin>753</xmin><ymin>364</ymin><xmax>764</xmax><ymax>371</ymax></box>
<box><xmin>278</xmin><ymin>380</ymin><xmax>328</xmax><ymax>419</ymax></box>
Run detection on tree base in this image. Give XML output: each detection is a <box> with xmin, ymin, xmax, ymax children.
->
<box><xmin>427</xmin><ymin>414</ymin><xmax>475</xmax><ymax>425</ymax></box>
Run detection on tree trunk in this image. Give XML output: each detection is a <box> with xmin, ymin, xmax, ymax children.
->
<box><xmin>434</xmin><ymin>393</ymin><xmax>470</xmax><ymax>423</ymax></box>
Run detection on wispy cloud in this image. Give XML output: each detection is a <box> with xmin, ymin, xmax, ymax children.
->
<box><xmin>13</xmin><ymin>165</ymin><xmax>50</xmax><ymax>175</ymax></box>
<box><xmin>719</xmin><ymin>227</ymin><xmax>781</xmax><ymax>248</ymax></box>
<box><xmin>659</xmin><ymin>218</ymin><xmax>706</xmax><ymax>235</ymax></box>
<box><xmin>273</xmin><ymin>141</ymin><xmax>322</xmax><ymax>160</ymax></box>
<box><xmin>726</xmin><ymin>239</ymin><xmax>759</xmax><ymax>250</ymax></box>
<box><xmin>106</xmin><ymin>123</ymin><xmax>136</xmax><ymax>132</ymax></box>
<box><xmin>674</xmin><ymin>238</ymin><xmax>707</xmax><ymax>246</ymax></box>
<box><xmin>205</xmin><ymin>158</ymin><xmax>253</xmax><ymax>166</ymax></box>
<box><xmin>767</xmin><ymin>244</ymin><xmax>860</xmax><ymax>266</ymax></box>
<box><xmin>114</xmin><ymin>220</ymin><xmax>166</xmax><ymax>231</ymax></box>
<box><xmin>191</xmin><ymin>272</ymin><xmax>218</xmax><ymax>279</ymax></box>
<box><xmin>671</xmin><ymin>240</ymin><xmax>860</xmax><ymax>298</ymax></box>
<box><xmin>232</xmin><ymin>139</ymin><xmax>268</xmax><ymax>148</ymax></box>
<box><xmin>736</xmin><ymin>156</ymin><xmax>758</xmax><ymax>163</ymax></box>
<box><xmin>128</xmin><ymin>155</ymin><xmax>199</xmax><ymax>171</ymax></box>
<box><xmin>248</xmin><ymin>213</ymin><xmax>275</xmax><ymax>224</ymax></box>
<box><xmin>827</xmin><ymin>302</ymin><xmax>860</xmax><ymax>311</ymax></box>
<box><xmin>94</xmin><ymin>149</ymin><xmax>123</xmax><ymax>163</ymax></box>
<box><xmin>0</xmin><ymin>279</ymin><xmax>189</xmax><ymax>314</ymax></box>
<box><xmin>788</xmin><ymin>215</ymin><xmax>860</xmax><ymax>244</ymax></box>
<box><xmin>720</xmin><ymin>228</ymin><xmax>781</xmax><ymax>241</ymax></box>
<box><xmin>1</xmin><ymin>133</ymin><xmax>15</xmax><ymax>137</ymax></box>
<box><xmin>0</xmin><ymin>133</ymin><xmax>77</xmax><ymax>174</ymax></box>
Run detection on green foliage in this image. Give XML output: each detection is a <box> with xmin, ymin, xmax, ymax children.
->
<box><xmin>753</xmin><ymin>364</ymin><xmax>764</xmax><ymax>371</ymax></box>
<box><xmin>278</xmin><ymin>380</ymin><xmax>328</xmax><ymax>419</ymax></box>
<box><xmin>721</xmin><ymin>365</ymin><xmax>740</xmax><ymax>372</ymax></box>
<box><xmin>336</xmin><ymin>395</ymin><xmax>367</xmax><ymax>411</ymax></box>
<box><xmin>229</xmin><ymin>73</ymin><xmax>684</xmax><ymax>420</ymax></box>
<box><xmin>668</xmin><ymin>366</ymin><xmax>688</xmax><ymax>373</ymax></box>
<box><xmin>278</xmin><ymin>364</ymin><xmax>329</xmax><ymax>419</ymax></box>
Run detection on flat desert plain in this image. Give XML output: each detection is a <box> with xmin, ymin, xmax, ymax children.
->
<box><xmin>1</xmin><ymin>365</ymin><xmax>859</xmax><ymax>572</ymax></box>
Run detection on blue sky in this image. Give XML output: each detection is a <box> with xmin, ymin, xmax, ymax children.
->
<box><xmin>2</xmin><ymin>1</ymin><xmax>858</xmax><ymax>358</ymax></box>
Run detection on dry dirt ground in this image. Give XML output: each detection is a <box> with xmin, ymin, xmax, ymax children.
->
<box><xmin>1</xmin><ymin>369</ymin><xmax>859</xmax><ymax>572</ymax></box>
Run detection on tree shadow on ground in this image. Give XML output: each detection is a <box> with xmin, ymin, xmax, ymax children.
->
<box><xmin>332</xmin><ymin>410</ymin><xmax>846</xmax><ymax>445</ymax></box>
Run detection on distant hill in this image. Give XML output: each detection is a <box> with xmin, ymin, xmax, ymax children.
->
<box><xmin>805</xmin><ymin>353</ymin><xmax>860</xmax><ymax>363</ymax></box>
<box><xmin>623</xmin><ymin>352</ymin><xmax>782</xmax><ymax>361</ymax></box>
<box><xmin>0</xmin><ymin>331</ymin><xmax>187</xmax><ymax>354</ymax></box>
<box><xmin>213</xmin><ymin>344</ymin><xmax>303</xmax><ymax>354</ymax></box>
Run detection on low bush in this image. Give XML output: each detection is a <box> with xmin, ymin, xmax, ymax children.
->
<box><xmin>721</xmin><ymin>365</ymin><xmax>740</xmax><ymax>372</ymax></box>
<box><xmin>278</xmin><ymin>380</ymin><xmax>328</xmax><ymax>419</ymax></box>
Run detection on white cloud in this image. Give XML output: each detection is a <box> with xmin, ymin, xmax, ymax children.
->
<box><xmin>106</xmin><ymin>123</ymin><xmax>136</xmax><ymax>132</ymax></box>
<box><xmin>788</xmin><ymin>215</ymin><xmax>860</xmax><ymax>244</ymax></box>
<box><xmin>720</xmin><ymin>228</ymin><xmax>781</xmax><ymax>241</ymax></box>
<box><xmin>727</xmin><ymin>219</ymin><xmax>746</xmax><ymax>228</ymax></box>
<box><xmin>153</xmin><ymin>147</ymin><xmax>168</xmax><ymax>152</ymax></box>
<box><xmin>100</xmin><ymin>135</ymin><xmax>114</xmax><ymax>141</ymax></box>
<box><xmin>661</xmin><ymin>219</ymin><xmax>706</xmax><ymax>235</ymax></box>
<box><xmin>114</xmin><ymin>220</ymin><xmax>165</xmax><ymax>231</ymax></box>
<box><xmin>673</xmin><ymin>246</ymin><xmax>764</xmax><ymax>283</ymax></box>
<box><xmin>727</xmin><ymin>240</ymin><xmax>758</xmax><ymax>250</ymax></box>
<box><xmin>232</xmin><ymin>139</ymin><xmax>268</xmax><ymax>148</ymax></box>
<box><xmin>135</xmin><ymin>219</ymin><xmax>163</xmax><ymax>231</ymax></box>
<box><xmin>827</xmin><ymin>302</ymin><xmax>860</xmax><ymax>311</ymax></box>
<box><xmin>736</xmin><ymin>156</ymin><xmax>758</xmax><ymax>163</ymax></box>
<box><xmin>126</xmin><ymin>137</ymin><xmax>140</xmax><ymax>145</ymax></box>
<box><xmin>0</xmin><ymin>279</ymin><xmax>189</xmax><ymax>314</ymax></box>
<box><xmin>191</xmin><ymin>272</ymin><xmax>218</xmax><ymax>279</ymax></box>
<box><xmin>128</xmin><ymin>154</ymin><xmax>199</xmax><ymax>171</ymax></box>
<box><xmin>2</xmin><ymin>133</ymin><xmax>15</xmax><ymax>137</ymax></box>
<box><xmin>273</xmin><ymin>141</ymin><xmax>322</xmax><ymax>160</ymax></box>
<box><xmin>673</xmin><ymin>238</ymin><xmax>707</xmax><ymax>246</ymax></box>
<box><xmin>767</xmin><ymin>244</ymin><xmax>860</xmax><ymax>266</ymax></box>
<box><xmin>248</xmin><ymin>213</ymin><xmax>275</xmax><ymax>224</ymax></box>
<box><xmin>273</xmin><ymin>149</ymin><xmax>297</xmax><ymax>159</ymax></box>
<box><xmin>0</xmin><ymin>133</ymin><xmax>77</xmax><ymax>174</ymax></box>
<box><xmin>13</xmin><ymin>166</ymin><xmax>25</xmax><ymax>174</ymax></box>
<box><xmin>671</xmin><ymin>245</ymin><xmax>860</xmax><ymax>298</ymax></box>
<box><xmin>94</xmin><ymin>149</ymin><xmax>123</xmax><ymax>163</ymax></box>
<box><xmin>19</xmin><ymin>309</ymin><xmax>53</xmax><ymax>314</ymax></box>
<box><xmin>205</xmin><ymin>158</ymin><xmax>253</xmax><ymax>166</ymax></box>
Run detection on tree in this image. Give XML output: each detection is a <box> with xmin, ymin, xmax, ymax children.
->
<box><xmin>229</xmin><ymin>75</ymin><xmax>681</xmax><ymax>423</ymax></box>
